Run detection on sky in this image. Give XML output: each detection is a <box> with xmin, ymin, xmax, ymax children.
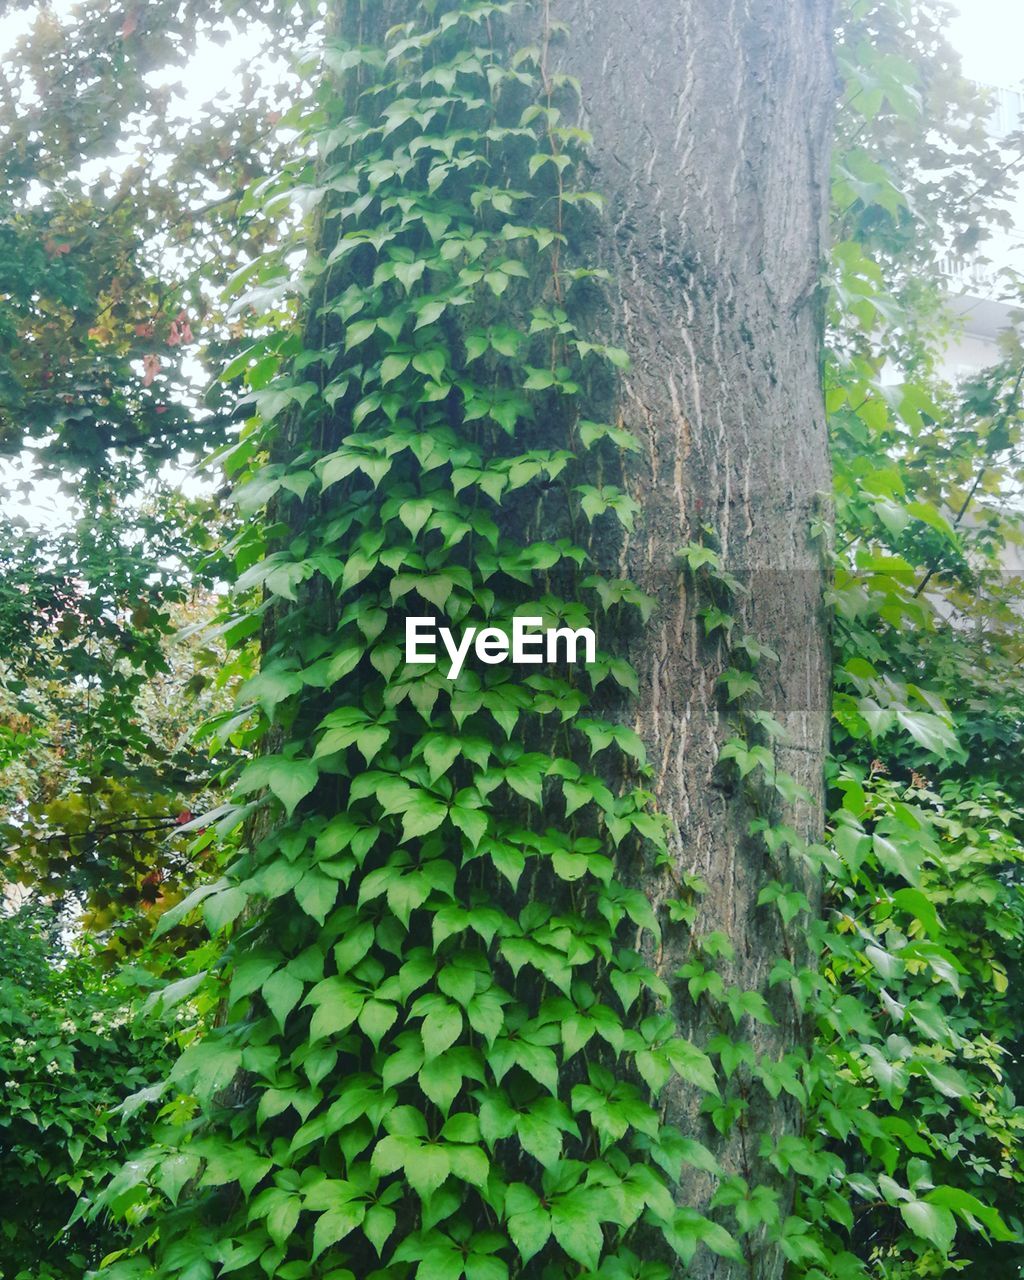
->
<box><xmin>0</xmin><ymin>0</ymin><xmax>1021</xmax><ymax>534</ymax></box>
<box><xmin>947</xmin><ymin>0</ymin><xmax>1024</xmax><ymax>87</ymax></box>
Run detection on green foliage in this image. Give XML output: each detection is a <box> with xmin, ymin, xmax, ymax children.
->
<box><xmin>0</xmin><ymin>512</ymin><xmax>239</xmax><ymax>957</ymax></box>
<box><xmin>84</xmin><ymin>4</ymin><xmax>756</xmax><ymax>1278</ymax></box>
<box><xmin>0</xmin><ymin>903</ymin><xmax>174</xmax><ymax>1279</ymax></box>
<box><xmin>0</xmin><ymin>0</ymin><xmax>312</xmax><ymax>470</ymax></box>
<box><xmin>805</xmin><ymin>1</ymin><xmax>1024</xmax><ymax>1274</ymax></box>
<box><xmin>808</xmin><ymin>770</ymin><xmax>1024</xmax><ymax>1275</ymax></box>
<box><xmin>0</xmin><ymin>0</ymin><xmax>305</xmax><ymax>954</ymax></box>
<box><xmin>2</xmin><ymin>1</ymin><xmax>1023</xmax><ymax>1279</ymax></box>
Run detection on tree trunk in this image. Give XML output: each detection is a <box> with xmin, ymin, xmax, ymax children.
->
<box><xmin>550</xmin><ymin>4</ymin><xmax>834</xmax><ymax>1275</ymax></box>
<box><xmin>302</xmin><ymin>2</ymin><xmax>831</xmax><ymax>1276</ymax></box>
<box><xmin>84</xmin><ymin>3</ymin><xmax>834</xmax><ymax>1277</ymax></box>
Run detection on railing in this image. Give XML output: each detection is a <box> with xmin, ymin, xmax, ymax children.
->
<box><xmin>937</xmin><ymin>252</ymin><xmax>999</xmax><ymax>295</ymax></box>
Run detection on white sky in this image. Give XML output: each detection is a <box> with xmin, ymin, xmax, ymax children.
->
<box><xmin>0</xmin><ymin>1</ymin><xmax>1020</xmax><ymax>534</ymax></box>
<box><xmin>948</xmin><ymin>0</ymin><xmax>1024</xmax><ymax>88</ymax></box>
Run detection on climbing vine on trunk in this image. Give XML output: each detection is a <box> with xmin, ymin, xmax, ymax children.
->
<box><xmin>93</xmin><ymin>5</ymin><xmax>768</xmax><ymax>1276</ymax></box>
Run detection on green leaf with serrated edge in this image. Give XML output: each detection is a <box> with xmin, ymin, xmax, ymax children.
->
<box><xmin>507</xmin><ymin>1185</ymin><xmax>551</xmax><ymax>1263</ymax></box>
<box><xmin>235</xmin><ymin>755</ymin><xmax>318</xmax><ymax>817</ymax></box>
<box><xmin>551</xmin><ymin>1196</ymin><xmax>603</xmax><ymax>1270</ymax></box>
<box><xmin>358</xmin><ymin>998</ymin><xmax>398</xmax><ymax>1049</ymax></box>
<box><xmin>363</xmin><ymin>1204</ymin><xmax>396</xmax><ymax>1255</ymax></box>
<box><xmin>312</xmin><ymin>1202</ymin><xmax>365</xmax><ymax>1260</ymax></box>
<box><xmin>421</xmin><ymin>1002</ymin><xmax>462</xmax><ymax>1059</ymax></box>
<box><xmin>407</xmin><ymin>1142</ymin><xmax>451</xmax><ymax>1199</ymax></box>
<box><xmin>900</xmin><ymin>1201</ymin><xmax>956</xmax><ymax>1254</ymax></box>
<box><xmin>262</xmin><ymin>969</ymin><xmax>304</xmax><ymax>1028</ymax></box>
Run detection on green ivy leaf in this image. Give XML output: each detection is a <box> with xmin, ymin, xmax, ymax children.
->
<box><xmin>506</xmin><ymin>1185</ymin><xmax>551</xmax><ymax>1262</ymax></box>
<box><xmin>235</xmin><ymin>755</ymin><xmax>319</xmax><ymax>817</ymax></box>
<box><xmin>551</xmin><ymin>1194</ymin><xmax>604</xmax><ymax>1270</ymax></box>
<box><xmin>900</xmin><ymin>1200</ymin><xmax>956</xmax><ymax>1253</ymax></box>
<box><xmin>421</xmin><ymin>1002</ymin><xmax>463</xmax><ymax>1059</ymax></box>
<box><xmin>263</xmin><ymin>969</ymin><xmax>304</xmax><ymax>1028</ymax></box>
<box><xmin>312</xmin><ymin>1202</ymin><xmax>366</xmax><ymax>1260</ymax></box>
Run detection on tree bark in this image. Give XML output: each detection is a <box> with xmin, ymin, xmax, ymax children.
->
<box><xmin>548</xmin><ymin>3</ymin><xmax>835</xmax><ymax>1275</ymax></box>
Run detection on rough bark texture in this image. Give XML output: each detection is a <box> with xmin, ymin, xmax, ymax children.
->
<box><xmin>549</xmin><ymin>3</ymin><xmax>835</xmax><ymax>1276</ymax></box>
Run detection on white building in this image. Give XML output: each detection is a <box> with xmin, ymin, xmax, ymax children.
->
<box><xmin>937</xmin><ymin>85</ymin><xmax>1024</xmax><ymax>381</ymax></box>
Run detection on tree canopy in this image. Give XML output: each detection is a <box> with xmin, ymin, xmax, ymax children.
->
<box><xmin>2</xmin><ymin>2</ymin><xmax>1024</xmax><ymax>1279</ymax></box>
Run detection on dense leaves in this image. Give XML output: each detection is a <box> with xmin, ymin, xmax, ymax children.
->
<box><xmin>0</xmin><ymin>0</ymin><xmax>308</xmax><ymax>940</ymax></box>
<box><xmin>85</xmin><ymin>6</ymin><xmax>715</xmax><ymax>1276</ymax></box>
<box><xmin>809</xmin><ymin>1</ymin><xmax>1024</xmax><ymax>1273</ymax></box>
<box><xmin>2</xmin><ymin>1</ymin><xmax>1024</xmax><ymax>1279</ymax></box>
<box><xmin>0</xmin><ymin>903</ymin><xmax>175</xmax><ymax>1278</ymax></box>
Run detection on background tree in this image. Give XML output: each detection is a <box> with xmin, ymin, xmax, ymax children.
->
<box><xmin>806</xmin><ymin>1</ymin><xmax>1024</xmax><ymax>1274</ymax></box>
<box><xmin>0</xmin><ymin>0</ymin><xmax>312</xmax><ymax>932</ymax></box>
<box><xmin>0</xmin><ymin>901</ymin><xmax>182</xmax><ymax>1280</ymax></box>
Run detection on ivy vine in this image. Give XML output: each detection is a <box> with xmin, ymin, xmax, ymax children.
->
<box><xmin>92</xmin><ymin>5</ymin><xmax>752</xmax><ymax>1278</ymax></box>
